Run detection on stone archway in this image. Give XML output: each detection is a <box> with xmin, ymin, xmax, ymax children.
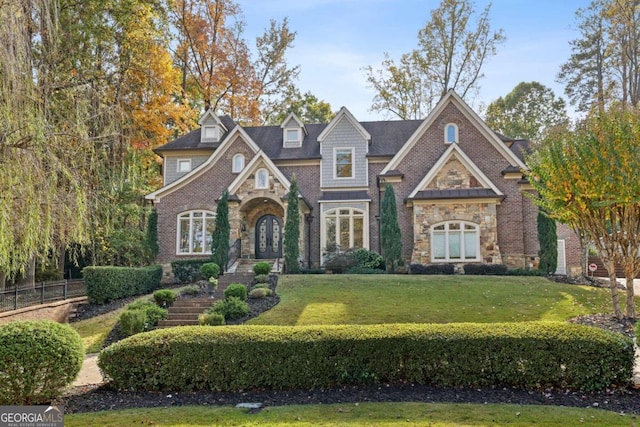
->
<box><xmin>239</xmin><ymin>197</ymin><xmax>285</xmax><ymax>259</ymax></box>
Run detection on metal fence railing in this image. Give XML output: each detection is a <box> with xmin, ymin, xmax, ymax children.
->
<box><xmin>0</xmin><ymin>279</ymin><xmax>86</xmax><ymax>313</ymax></box>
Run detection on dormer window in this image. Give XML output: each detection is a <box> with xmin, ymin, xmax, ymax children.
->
<box><xmin>445</xmin><ymin>123</ymin><xmax>458</xmax><ymax>144</ymax></box>
<box><xmin>202</xmin><ymin>125</ymin><xmax>220</xmax><ymax>143</ymax></box>
<box><xmin>284</xmin><ymin>129</ymin><xmax>301</xmax><ymax>147</ymax></box>
<box><xmin>232</xmin><ymin>154</ymin><xmax>245</xmax><ymax>173</ymax></box>
<box><xmin>255</xmin><ymin>168</ymin><xmax>269</xmax><ymax>189</ymax></box>
<box><xmin>177</xmin><ymin>159</ymin><xmax>192</xmax><ymax>173</ymax></box>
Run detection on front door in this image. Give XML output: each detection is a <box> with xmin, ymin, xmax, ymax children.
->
<box><xmin>255</xmin><ymin>215</ymin><xmax>282</xmax><ymax>259</ymax></box>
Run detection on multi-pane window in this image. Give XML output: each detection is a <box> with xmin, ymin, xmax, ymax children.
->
<box><xmin>335</xmin><ymin>148</ymin><xmax>354</xmax><ymax>178</ymax></box>
<box><xmin>324</xmin><ymin>208</ymin><xmax>364</xmax><ymax>251</ymax></box>
<box><xmin>255</xmin><ymin>168</ymin><xmax>269</xmax><ymax>189</ymax></box>
<box><xmin>177</xmin><ymin>211</ymin><xmax>215</xmax><ymax>254</ymax></box>
<box><xmin>445</xmin><ymin>123</ymin><xmax>458</xmax><ymax>144</ymax></box>
<box><xmin>431</xmin><ymin>221</ymin><xmax>479</xmax><ymax>261</ymax></box>
<box><xmin>232</xmin><ymin>154</ymin><xmax>245</xmax><ymax>173</ymax></box>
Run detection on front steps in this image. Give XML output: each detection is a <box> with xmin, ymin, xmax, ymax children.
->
<box><xmin>232</xmin><ymin>258</ymin><xmax>281</xmax><ymax>274</ymax></box>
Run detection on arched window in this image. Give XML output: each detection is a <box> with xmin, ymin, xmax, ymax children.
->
<box><xmin>232</xmin><ymin>153</ymin><xmax>245</xmax><ymax>173</ymax></box>
<box><xmin>177</xmin><ymin>211</ymin><xmax>215</xmax><ymax>254</ymax></box>
<box><xmin>444</xmin><ymin>123</ymin><xmax>458</xmax><ymax>144</ymax></box>
<box><xmin>431</xmin><ymin>221</ymin><xmax>479</xmax><ymax>262</ymax></box>
<box><xmin>255</xmin><ymin>168</ymin><xmax>269</xmax><ymax>189</ymax></box>
<box><xmin>324</xmin><ymin>208</ymin><xmax>365</xmax><ymax>251</ymax></box>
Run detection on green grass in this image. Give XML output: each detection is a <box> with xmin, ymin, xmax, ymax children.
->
<box><xmin>248</xmin><ymin>275</ymin><xmax>614</xmax><ymax>326</ymax></box>
<box><xmin>65</xmin><ymin>402</ymin><xmax>638</xmax><ymax>426</ymax></box>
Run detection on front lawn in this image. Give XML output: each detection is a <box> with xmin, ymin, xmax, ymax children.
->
<box><xmin>248</xmin><ymin>275</ymin><xmax>614</xmax><ymax>326</ymax></box>
<box><xmin>65</xmin><ymin>402</ymin><xmax>638</xmax><ymax>426</ymax></box>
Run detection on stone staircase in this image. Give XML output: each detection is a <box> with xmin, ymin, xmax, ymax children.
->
<box><xmin>156</xmin><ymin>271</ymin><xmax>256</xmax><ymax>328</ymax></box>
<box><xmin>232</xmin><ymin>258</ymin><xmax>280</xmax><ymax>274</ymax></box>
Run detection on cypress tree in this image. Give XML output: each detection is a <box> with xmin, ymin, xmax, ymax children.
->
<box><xmin>211</xmin><ymin>190</ymin><xmax>230</xmax><ymax>271</ymax></box>
<box><xmin>381</xmin><ymin>183</ymin><xmax>402</xmax><ymax>272</ymax></box>
<box><xmin>284</xmin><ymin>175</ymin><xmax>300</xmax><ymax>273</ymax></box>
<box><xmin>144</xmin><ymin>207</ymin><xmax>159</xmax><ymax>262</ymax></box>
<box><xmin>537</xmin><ymin>209</ymin><xmax>557</xmax><ymax>274</ymax></box>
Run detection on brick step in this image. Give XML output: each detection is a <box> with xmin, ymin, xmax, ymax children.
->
<box><xmin>157</xmin><ymin>319</ymin><xmax>200</xmax><ymax>327</ymax></box>
<box><xmin>166</xmin><ymin>313</ymin><xmax>202</xmax><ymax>321</ymax></box>
<box><xmin>171</xmin><ymin>298</ymin><xmax>213</xmax><ymax>308</ymax></box>
<box><xmin>169</xmin><ymin>306</ymin><xmax>212</xmax><ymax>314</ymax></box>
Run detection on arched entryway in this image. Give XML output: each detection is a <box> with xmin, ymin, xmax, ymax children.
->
<box><xmin>255</xmin><ymin>214</ymin><xmax>282</xmax><ymax>259</ymax></box>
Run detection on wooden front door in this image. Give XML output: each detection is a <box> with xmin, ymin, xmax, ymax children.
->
<box><xmin>255</xmin><ymin>215</ymin><xmax>282</xmax><ymax>259</ymax></box>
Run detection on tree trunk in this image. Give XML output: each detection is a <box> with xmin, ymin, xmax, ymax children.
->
<box><xmin>17</xmin><ymin>258</ymin><xmax>36</xmax><ymax>290</ymax></box>
<box><xmin>623</xmin><ymin>264</ymin><xmax>637</xmax><ymax>319</ymax></box>
<box><xmin>605</xmin><ymin>259</ymin><xmax>624</xmax><ymax>319</ymax></box>
<box><xmin>57</xmin><ymin>244</ymin><xmax>66</xmax><ymax>279</ymax></box>
<box><xmin>0</xmin><ymin>271</ymin><xmax>5</xmax><ymax>292</ymax></box>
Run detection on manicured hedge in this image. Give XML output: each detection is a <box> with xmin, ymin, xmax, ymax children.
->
<box><xmin>99</xmin><ymin>322</ymin><xmax>633</xmax><ymax>393</ymax></box>
<box><xmin>83</xmin><ymin>265</ymin><xmax>163</xmax><ymax>304</ymax></box>
<box><xmin>171</xmin><ymin>259</ymin><xmax>211</xmax><ymax>283</ymax></box>
<box><xmin>0</xmin><ymin>321</ymin><xmax>84</xmax><ymax>404</ymax></box>
<box><xmin>463</xmin><ymin>264</ymin><xmax>508</xmax><ymax>275</ymax></box>
<box><xmin>409</xmin><ymin>263</ymin><xmax>455</xmax><ymax>274</ymax></box>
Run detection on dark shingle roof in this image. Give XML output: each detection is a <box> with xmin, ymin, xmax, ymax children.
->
<box><xmin>410</xmin><ymin>189</ymin><xmax>504</xmax><ymax>200</ymax></box>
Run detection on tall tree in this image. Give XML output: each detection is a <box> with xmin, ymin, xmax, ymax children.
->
<box><xmin>527</xmin><ymin>108</ymin><xmax>640</xmax><ymax>319</ymax></box>
<box><xmin>269</xmin><ymin>91</ymin><xmax>334</xmax><ymax>124</ymax></box>
<box><xmin>537</xmin><ymin>210</ymin><xmax>558</xmax><ymax>274</ymax></box>
<box><xmin>365</xmin><ymin>0</ymin><xmax>505</xmax><ymax>119</ymax></box>
<box><xmin>284</xmin><ymin>175</ymin><xmax>301</xmax><ymax>273</ymax></box>
<box><xmin>211</xmin><ymin>190</ymin><xmax>230</xmax><ymax>271</ymax></box>
<box><xmin>380</xmin><ymin>183</ymin><xmax>402</xmax><ymax>273</ymax></box>
<box><xmin>485</xmin><ymin>81</ymin><xmax>569</xmax><ymax>142</ymax></box>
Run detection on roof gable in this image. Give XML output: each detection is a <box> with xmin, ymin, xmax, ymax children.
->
<box><xmin>382</xmin><ymin>91</ymin><xmax>526</xmax><ymax>174</ymax></box>
<box><xmin>198</xmin><ymin>109</ymin><xmax>228</xmax><ymax>131</ymax></box>
<box><xmin>145</xmin><ymin>125</ymin><xmax>259</xmax><ymax>201</ymax></box>
<box><xmin>408</xmin><ymin>143</ymin><xmax>503</xmax><ymax>199</ymax></box>
<box><xmin>317</xmin><ymin>107</ymin><xmax>371</xmax><ymax>143</ymax></box>
<box><xmin>227</xmin><ymin>151</ymin><xmax>292</xmax><ymax>195</ymax></box>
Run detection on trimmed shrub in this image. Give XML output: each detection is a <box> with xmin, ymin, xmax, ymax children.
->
<box><xmin>200</xmin><ymin>262</ymin><xmax>221</xmax><ymax>280</ymax></box>
<box><xmin>83</xmin><ymin>265</ymin><xmax>162</xmax><ymax>304</ymax></box>
<box><xmin>224</xmin><ymin>283</ymin><xmax>247</xmax><ymax>301</ymax></box>
<box><xmin>352</xmin><ymin>248</ymin><xmax>384</xmax><ymax>270</ymax></box>
<box><xmin>324</xmin><ymin>251</ymin><xmax>357</xmax><ymax>274</ymax></box>
<box><xmin>298</xmin><ymin>268</ymin><xmax>326</xmax><ymax>274</ymax></box>
<box><xmin>409</xmin><ymin>263</ymin><xmax>455</xmax><ymax>275</ymax></box>
<box><xmin>0</xmin><ymin>320</ymin><xmax>84</xmax><ymax>404</ymax></box>
<box><xmin>153</xmin><ymin>289</ymin><xmax>176</xmax><ymax>307</ymax></box>
<box><xmin>99</xmin><ymin>322</ymin><xmax>633</xmax><ymax>393</ymax></box>
<box><xmin>211</xmin><ymin>296</ymin><xmax>249</xmax><ymax>320</ymax></box>
<box><xmin>180</xmin><ymin>285</ymin><xmax>201</xmax><ymax>296</ymax></box>
<box><xmin>254</xmin><ymin>274</ymin><xmax>269</xmax><ymax>284</ymax></box>
<box><xmin>463</xmin><ymin>264</ymin><xmax>508</xmax><ymax>275</ymax></box>
<box><xmin>171</xmin><ymin>259</ymin><xmax>210</xmax><ymax>283</ymax></box>
<box><xmin>249</xmin><ymin>288</ymin><xmax>272</xmax><ymax>299</ymax></box>
<box><xmin>253</xmin><ymin>261</ymin><xmax>271</xmax><ymax>275</ymax></box>
<box><xmin>120</xmin><ymin>310</ymin><xmax>146</xmax><ymax>336</ymax></box>
<box><xmin>346</xmin><ymin>266</ymin><xmax>385</xmax><ymax>274</ymax></box>
<box><xmin>199</xmin><ymin>312</ymin><xmax>225</xmax><ymax>326</ymax></box>
<box><xmin>506</xmin><ymin>268</ymin><xmax>546</xmax><ymax>276</ymax></box>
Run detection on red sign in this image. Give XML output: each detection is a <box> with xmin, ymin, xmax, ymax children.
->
<box><xmin>588</xmin><ymin>263</ymin><xmax>598</xmax><ymax>272</ymax></box>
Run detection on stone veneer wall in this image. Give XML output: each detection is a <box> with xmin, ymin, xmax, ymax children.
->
<box><xmin>411</xmin><ymin>201</ymin><xmax>501</xmax><ymax>266</ymax></box>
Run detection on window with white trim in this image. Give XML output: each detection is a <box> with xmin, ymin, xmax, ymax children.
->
<box><xmin>431</xmin><ymin>221</ymin><xmax>479</xmax><ymax>262</ymax></box>
<box><xmin>324</xmin><ymin>208</ymin><xmax>365</xmax><ymax>251</ymax></box>
<box><xmin>284</xmin><ymin>128</ymin><xmax>301</xmax><ymax>147</ymax></box>
<box><xmin>255</xmin><ymin>168</ymin><xmax>269</xmax><ymax>189</ymax></box>
<box><xmin>232</xmin><ymin>154</ymin><xmax>245</xmax><ymax>173</ymax></box>
<box><xmin>334</xmin><ymin>148</ymin><xmax>354</xmax><ymax>178</ymax></box>
<box><xmin>202</xmin><ymin>125</ymin><xmax>220</xmax><ymax>142</ymax></box>
<box><xmin>444</xmin><ymin>123</ymin><xmax>458</xmax><ymax>144</ymax></box>
<box><xmin>177</xmin><ymin>159</ymin><xmax>192</xmax><ymax>173</ymax></box>
<box><xmin>177</xmin><ymin>211</ymin><xmax>215</xmax><ymax>254</ymax></box>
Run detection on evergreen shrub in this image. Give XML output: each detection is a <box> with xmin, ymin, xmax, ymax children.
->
<box><xmin>253</xmin><ymin>262</ymin><xmax>271</xmax><ymax>275</ymax></box>
<box><xmin>180</xmin><ymin>285</ymin><xmax>201</xmax><ymax>296</ymax></box>
<box><xmin>199</xmin><ymin>312</ymin><xmax>225</xmax><ymax>326</ymax></box>
<box><xmin>171</xmin><ymin>259</ymin><xmax>210</xmax><ymax>283</ymax></box>
<box><xmin>120</xmin><ymin>310</ymin><xmax>146</xmax><ymax>336</ymax></box>
<box><xmin>200</xmin><ymin>262</ymin><xmax>220</xmax><ymax>280</ymax></box>
<box><xmin>99</xmin><ymin>322</ymin><xmax>633</xmax><ymax>393</ymax></box>
<box><xmin>83</xmin><ymin>265</ymin><xmax>162</xmax><ymax>304</ymax></box>
<box><xmin>153</xmin><ymin>289</ymin><xmax>176</xmax><ymax>307</ymax></box>
<box><xmin>0</xmin><ymin>320</ymin><xmax>84</xmax><ymax>404</ymax></box>
<box><xmin>211</xmin><ymin>296</ymin><xmax>249</xmax><ymax>320</ymax></box>
<box><xmin>409</xmin><ymin>264</ymin><xmax>455</xmax><ymax>275</ymax></box>
<box><xmin>254</xmin><ymin>274</ymin><xmax>269</xmax><ymax>284</ymax></box>
<box><xmin>224</xmin><ymin>284</ymin><xmax>247</xmax><ymax>301</ymax></box>
<box><xmin>249</xmin><ymin>288</ymin><xmax>272</xmax><ymax>299</ymax></box>
<box><xmin>463</xmin><ymin>264</ymin><xmax>508</xmax><ymax>275</ymax></box>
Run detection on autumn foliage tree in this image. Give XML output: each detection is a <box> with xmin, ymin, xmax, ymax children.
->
<box><xmin>527</xmin><ymin>108</ymin><xmax>640</xmax><ymax>319</ymax></box>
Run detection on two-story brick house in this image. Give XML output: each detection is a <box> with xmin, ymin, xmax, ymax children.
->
<box><xmin>146</xmin><ymin>90</ymin><xmax>581</xmax><ymax>274</ymax></box>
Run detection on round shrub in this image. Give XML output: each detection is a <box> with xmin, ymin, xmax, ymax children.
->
<box><xmin>212</xmin><ymin>296</ymin><xmax>249</xmax><ymax>320</ymax></box>
<box><xmin>180</xmin><ymin>285</ymin><xmax>201</xmax><ymax>296</ymax></box>
<box><xmin>254</xmin><ymin>274</ymin><xmax>270</xmax><ymax>284</ymax></box>
<box><xmin>143</xmin><ymin>305</ymin><xmax>169</xmax><ymax>327</ymax></box>
<box><xmin>153</xmin><ymin>289</ymin><xmax>176</xmax><ymax>307</ymax></box>
<box><xmin>120</xmin><ymin>310</ymin><xmax>146</xmax><ymax>336</ymax></box>
<box><xmin>249</xmin><ymin>288</ymin><xmax>272</xmax><ymax>299</ymax></box>
<box><xmin>253</xmin><ymin>261</ymin><xmax>271</xmax><ymax>275</ymax></box>
<box><xmin>224</xmin><ymin>283</ymin><xmax>247</xmax><ymax>301</ymax></box>
<box><xmin>200</xmin><ymin>262</ymin><xmax>220</xmax><ymax>280</ymax></box>
<box><xmin>199</xmin><ymin>312</ymin><xmax>225</xmax><ymax>326</ymax></box>
<box><xmin>0</xmin><ymin>320</ymin><xmax>84</xmax><ymax>404</ymax></box>
<box><xmin>127</xmin><ymin>300</ymin><xmax>155</xmax><ymax>310</ymax></box>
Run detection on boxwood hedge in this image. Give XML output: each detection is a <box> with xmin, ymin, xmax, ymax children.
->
<box><xmin>0</xmin><ymin>321</ymin><xmax>84</xmax><ymax>404</ymax></box>
<box><xmin>99</xmin><ymin>322</ymin><xmax>633</xmax><ymax>393</ymax></box>
<box><xmin>83</xmin><ymin>265</ymin><xmax>162</xmax><ymax>304</ymax></box>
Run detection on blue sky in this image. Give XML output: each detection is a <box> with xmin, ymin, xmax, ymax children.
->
<box><xmin>235</xmin><ymin>0</ymin><xmax>590</xmax><ymax>121</ymax></box>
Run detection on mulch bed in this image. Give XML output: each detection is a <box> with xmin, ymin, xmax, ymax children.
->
<box><xmin>60</xmin><ymin>275</ymin><xmax>640</xmax><ymax>415</ymax></box>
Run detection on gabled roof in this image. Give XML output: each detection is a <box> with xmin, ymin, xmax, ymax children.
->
<box><xmin>280</xmin><ymin>112</ymin><xmax>308</xmax><ymax>135</ymax></box>
<box><xmin>155</xmin><ymin>115</ymin><xmax>237</xmax><ymax>153</ymax></box>
<box><xmin>198</xmin><ymin>109</ymin><xmax>228</xmax><ymax>131</ymax></box>
<box><xmin>227</xmin><ymin>151</ymin><xmax>292</xmax><ymax>195</ymax></box>
<box><xmin>317</xmin><ymin>107</ymin><xmax>371</xmax><ymax>143</ymax></box>
<box><xmin>408</xmin><ymin>143</ymin><xmax>503</xmax><ymax>199</ymax></box>
<box><xmin>146</xmin><ymin>125</ymin><xmax>259</xmax><ymax>201</ymax></box>
<box><xmin>382</xmin><ymin>90</ymin><xmax>527</xmax><ymax>174</ymax></box>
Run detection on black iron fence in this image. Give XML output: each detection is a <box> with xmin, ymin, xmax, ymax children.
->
<box><xmin>0</xmin><ymin>279</ymin><xmax>86</xmax><ymax>313</ymax></box>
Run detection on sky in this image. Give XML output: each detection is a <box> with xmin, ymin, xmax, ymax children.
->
<box><xmin>235</xmin><ymin>0</ymin><xmax>591</xmax><ymax>121</ymax></box>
